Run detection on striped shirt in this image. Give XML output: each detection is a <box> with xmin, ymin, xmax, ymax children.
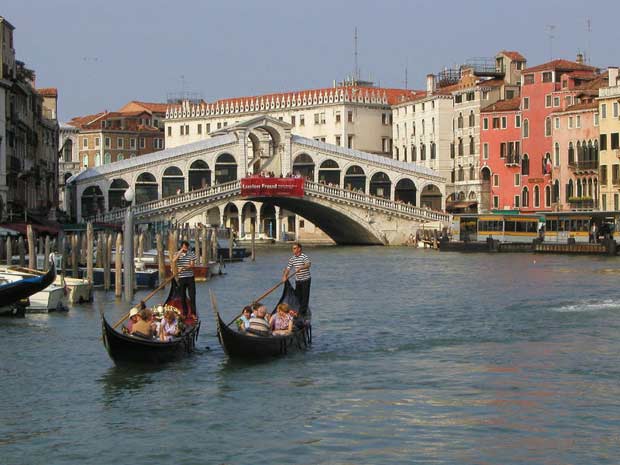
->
<box><xmin>287</xmin><ymin>253</ymin><xmax>311</xmax><ymax>281</ymax></box>
<box><xmin>177</xmin><ymin>250</ymin><xmax>197</xmax><ymax>278</ymax></box>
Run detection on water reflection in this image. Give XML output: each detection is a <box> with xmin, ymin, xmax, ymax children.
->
<box><xmin>99</xmin><ymin>366</ymin><xmax>162</xmax><ymax>404</ymax></box>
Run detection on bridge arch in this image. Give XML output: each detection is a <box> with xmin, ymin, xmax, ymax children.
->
<box><xmin>292</xmin><ymin>153</ymin><xmax>315</xmax><ymax>180</ymax></box>
<box><xmin>81</xmin><ymin>185</ymin><xmax>105</xmax><ymax>218</ymax></box>
<box><xmin>109</xmin><ymin>178</ymin><xmax>129</xmax><ymax>210</ymax></box>
<box><xmin>420</xmin><ymin>182</ymin><xmax>444</xmax><ymax>210</ymax></box>
<box><xmin>223</xmin><ymin>202</ymin><xmax>239</xmax><ymax>232</ymax></box>
<box><xmin>188</xmin><ymin>160</ymin><xmax>211</xmax><ymax>190</ymax></box>
<box><xmin>135</xmin><ymin>172</ymin><xmax>158</xmax><ymax>205</ymax></box>
<box><xmin>260</xmin><ymin>203</ymin><xmax>277</xmax><ymax>238</ymax></box>
<box><xmin>206</xmin><ymin>206</ymin><xmax>221</xmax><ymax>226</ymax></box>
<box><xmin>394</xmin><ymin>178</ymin><xmax>417</xmax><ymax>205</ymax></box>
<box><xmin>162</xmin><ymin>166</ymin><xmax>184</xmax><ymax>197</ymax></box>
<box><xmin>215</xmin><ymin>153</ymin><xmax>237</xmax><ymax>184</ymax></box>
<box><xmin>369</xmin><ymin>171</ymin><xmax>392</xmax><ymax>199</ymax></box>
<box><xmin>318</xmin><ymin>159</ymin><xmax>340</xmax><ymax>186</ymax></box>
<box><xmin>344</xmin><ymin>165</ymin><xmax>366</xmax><ymax>192</ymax></box>
<box><xmin>241</xmin><ymin>202</ymin><xmax>257</xmax><ymax>237</ymax></box>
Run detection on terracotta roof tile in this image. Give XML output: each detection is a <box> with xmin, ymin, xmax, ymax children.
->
<box><xmin>500</xmin><ymin>51</ymin><xmax>526</xmax><ymax>62</ymax></box>
<box><xmin>553</xmin><ymin>101</ymin><xmax>598</xmax><ymax>113</ymax></box>
<box><xmin>118</xmin><ymin>101</ymin><xmax>168</xmax><ymax>114</ymax></box>
<box><xmin>522</xmin><ymin>59</ymin><xmax>598</xmax><ymax>74</ymax></box>
<box><xmin>481</xmin><ymin>97</ymin><xmax>521</xmax><ymax>113</ymax></box>
<box><xmin>37</xmin><ymin>87</ymin><xmax>58</xmax><ymax>97</ymax></box>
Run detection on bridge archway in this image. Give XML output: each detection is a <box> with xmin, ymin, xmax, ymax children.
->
<box><xmin>370</xmin><ymin>172</ymin><xmax>391</xmax><ymax>199</ymax></box>
<box><xmin>395</xmin><ymin>178</ymin><xmax>417</xmax><ymax>205</ymax></box>
<box><xmin>206</xmin><ymin>206</ymin><xmax>221</xmax><ymax>226</ymax></box>
<box><xmin>318</xmin><ymin>159</ymin><xmax>340</xmax><ymax>186</ymax></box>
<box><xmin>109</xmin><ymin>179</ymin><xmax>129</xmax><ymax>210</ymax></box>
<box><xmin>260</xmin><ymin>203</ymin><xmax>276</xmax><ymax>238</ymax></box>
<box><xmin>215</xmin><ymin>153</ymin><xmax>237</xmax><ymax>184</ymax></box>
<box><xmin>189</xmin><ymin>160</ymin><xmax>211</xmax><ymax>190</ymax></box>
<box><xmin>292</xmin><ymin>153</ymin><xmax>315</xmax><ymax>180</ymax></box>
<box><xmin>344</xmin><ymin>165</ymin><xmax>366</xmax><ymax>192</ymax></box>
<box><xmin>241</xmin><ymin>202</ymin><xmax>257</xmax><ymax>237</ymax></box>
<box><xmin>421</xmin><ymin>184</ymin><xmax>442</xmax><ymax>209</ymax></box>
<box><xmin>135</xmin><ymin>172</ymin><xmax>158</xmax><ymax>205</ymax></box>
<box><xmin>162</xmin><ymin>166</ymin><xmax>184</xmax><ymax>198</ymax></box>
<box><xmin>223</xmin><ymin>203</ymin><xmax>239</xmax><ymax>232</ymax></box>
<box><xmin>81</xmin><ymin>186</ymin><xmax>104</xmax><ymax>218</ymax></box>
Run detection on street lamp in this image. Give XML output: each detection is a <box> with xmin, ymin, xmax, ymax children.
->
<box><xmin>123</xmin><ymin>187</ymin><xmax>135</xmax><ymax>302</ymax></box>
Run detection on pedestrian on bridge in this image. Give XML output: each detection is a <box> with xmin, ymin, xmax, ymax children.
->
<box><xmin>282</xmin><ymin>242</ymin><xmax>311</xmax><ymax>316</ymax></box>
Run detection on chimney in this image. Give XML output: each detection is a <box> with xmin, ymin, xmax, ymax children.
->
<box><xmin>576</xmin><ymin>53</ymin><xmax>584</xmax><ymax>64</ymax></box>
<box><xmin>426</xmin><ymin>74</ymin><xmax>436</xmax><ymax>94</ymax></box>
<box><xmin>608</xmin><ymin>67</ymin><xmax>619</xmax><ymax>87</ymax></box>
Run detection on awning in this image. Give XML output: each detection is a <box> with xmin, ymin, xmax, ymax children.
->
<box><xmin>447</xmin><ymin>201</ymin><xmax>478</xmax><ymax>209</ymax></box>
<box><xmin>2</xmin><ymin>222</ymin><xmax>62</xmax><ymax>235</ymax></box>
<box><xmin>0</xmin><ymin>226</ymin><xmax>20</xmax><ymax>236</ymax></box>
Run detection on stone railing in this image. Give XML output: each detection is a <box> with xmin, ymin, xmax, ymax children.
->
<box><xmin>305</xmin><ymin>181</ymin><xmax>451</xmax><ymax>223</ymax></box>
<box><xmin>88</xmin><ymin>178</ymin><xmax>450</xmax><ymax>225</ymax></box>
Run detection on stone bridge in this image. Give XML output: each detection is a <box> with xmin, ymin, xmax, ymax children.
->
<box><xmin>67</xmin><ymin>116</ymin><xmax>449</xmax><ymax>244</ymax></box>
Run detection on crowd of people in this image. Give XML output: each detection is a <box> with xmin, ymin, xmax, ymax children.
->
<box><xmin>123</xmin><ymin>303</ymin><xmax>183</xmax><ymax>341</ymax></box>
<box><xmin>235</xmin><ymin>301</ymin><xmax>297</xmax><ymax>336</ymax></box>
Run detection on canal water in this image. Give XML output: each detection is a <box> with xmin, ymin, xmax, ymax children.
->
<box><xmin>2</xmin><ymin>247</ymin><xmax>620</xmax><ymax>464</ymax></box>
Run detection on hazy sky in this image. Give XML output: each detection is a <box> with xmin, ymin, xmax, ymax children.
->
<box><xmin>4</xmin><ymin>0</ymin><xmax>620</xmax><ymax>121</ymax></box>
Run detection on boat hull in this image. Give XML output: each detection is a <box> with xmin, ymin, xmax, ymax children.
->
<box><xmin>27</xmin><ymin>285</ymin><xmax>66</xmax><ymax>312</ymax></box>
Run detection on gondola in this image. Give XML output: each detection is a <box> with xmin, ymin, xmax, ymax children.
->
<box><xmin>213</xmin><ymin>280</ymin><xmax>312</xmax><ymax>358</ymax></box>
<box><xmin>0</xmin><ymin>255</ymin><xmax>56</xmax><ymax>317</ymax></box>
<box><xmin>101</xmin><ymin>279</ymin><xmax>201</xmax><ymax>365</ymax></box>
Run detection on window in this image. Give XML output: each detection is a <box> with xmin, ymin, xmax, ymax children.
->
<box><xmin>94</xmin><ymin>153</ymin><xmax>101</xmax><ymax>167</ymax></box>
<box><xmin>117</xmin><ymin>138</ymin><xmax>123</xmax><ymax>148</ymax></box>
<box><xmin>545</xmin><ymin>117</ymin><xmax>552</xmax><ymax>137</ymax></box>
<box><xmin>554</xmin><ymin>142</ymin><xmax>560</xmax><ymax>166</ymax></box>
<box><xmin>130</xmin><ymin>138</ymin><xmax>136</xmax><ymax>149</ymax></box>
<box><xmin>336</xmin><ymin>135</ymin><xmax>341</xmax><ymax>146</ymax></box>
<box><xmin>523</xmin><ymin>97</ymin><xmax>529</xmax><ymax>110</ymax></box>
<box><xmin>501</xmin><ymin>117</ymin><xmax>507</xmax><ymax>129</ymax></box>
<box><xmin>534</xmin><ymin>185</ymin><xmax>540</xmax><ymax>208</ymax></box>
<box><xmin>154</xmin><ymin>138</ymin><xmax>163</xmax><ymax>149</ymax></box>
<box><xmin>335</xmin><ymin>112</ymin><xmax>341</xmax><ymax>124</ymax></box>
<box><xmin>117</xmin><ymin>154</ymin><xmax>124</xmax><ymax>161</ymax></box>
<box><xmin>469</xmin><ymin>136</ymin><xmax>475</xmax><ymax>155</ymax></box>
<box><xmin>493</xmin><ymin>174</ymin><xmax>499</xmax><ymax>186</ymax></box>
<box><xmin>514</xmin><ymin>195</ymin><xmax>520</xmax><ymax>207</ymax></box>
<box><xmin>466</xmin><ymin>91</ymin><xmax>475</xmax><ymax>101</ymax></box>
<box><xmin>483</xmin><ymin>118</ymin><xmax>488</xmax><ymax>130</ymax></box>
<box><xmin>493</xmin><ymin>196</ymin><xmax>499</xmax><ymax>209</ymax></box>
<box><xmin>455</xmin><ymin>94</ymin><xmax>462</xmax><ymax>104</ymax></box>
<box><xmin>576</xmin><ymin>115</ymin><xmax>581</xmax><ymax>128</ymax></box>
<box><xmin>523</xmin><ymin>119</ymin><xmax>529</xmax><ymax>138</ymax></box>
<box><xmin>500</xmin><ymin>142</ymin><xmax>507</xmax><ymax>158</ymax></box>
<box><xmin>82</xmin><ymin>154</ymin><xmax>88</xmax><ymax>167</ymax></box>
<box><xmin>449</xmin><ymin>143</ymin><xmax>454</xmax><ymax>159</ymax></box>
<box><xmin>431</xmin><ymin>142</ymin><xmax>436</xmax><ymax>159</ymax></box>
<box><xmin>601</xmin><ymin>165</ymin><xmax>608</xmax><ymax>185</ymax></box>
<box><xmin>458</xmin><ymin>138</ymin><xmax>463</xmax><ymax>156</ymax></box>
<box><xmin>381</xmin><ymin>113</ymin><xmax>386</xmax><ymax>125</ymax></box>
<box><xmin>82</xmin><ymin>137</ymin><xmax>88</xmax><ymax>149</ymax></box>
<box><xmin>348</xmin><ymin>111</ymin><xmax>353</xmax><ymax>123</ymax></box>
<box><xmin>104</xmin><ymin>152</ymin><xmax>111</xmax><ymax>164</ymax></box>
<box><xmin>601</xmin><ymin>103</ymin><xmax>607</xmax><ymax>119</ymax></box>
<box><xmin>616</xmin><ymin>194</ymin><xmax>619</xmax><ymax>211</ymax></box>
<box><xmin>613</xmin><ymin>165</ymin><xmax>620</xmax><ymax>185</ymax></box>
<box><xmin>514</xmin><ymin>173</ymin><xmax>521</xmax><ymax>186</ymax></box>
<box><xmin>95</xmin><ymin>137</ymin><xmax>100</xmax><ymax>147</ymax></box>
<box><xmin>611</xmin><ymin>133</ymin><xmax>620</xmax><ymax>150</ymax></box>
<box><xmin>594</xmin><ymin>113</ymin><xmax>599</xmax><ymax>126</ymax></box>
<box><xmin>524</xmin><ymin>74</ymin><xmax>535</xmax><ymax>85</ymax></box>
<box><xmin>299</xmin><ymin>115</ymin><xmax>305</xmax><ymax>126</ymax></box>
<box><xmin>545</xmin><ymin>94</ymin><xmax>552</xmax><ymax>107</ymax></box>
<box><xmin>542</xmin><ymin>72</ymin><xmax>552</xmax><ymax>83</ymax></box>
<box><xmin>492</xmin><ymin>117</ymin><xmax>500</xmax><ymax>129</ymax></box>
<box><xmin>347</xmin><ymin>135</ymin><xmax>353</xmax><ymax>148</ymax></box>
<box><xmin>601</xmin><ymin>134</ymin><xmax>607</xmax><ymax>151</ymax></box>
<box><xmin>206</xmin><ymin>123</ymin><xmax>211</xmax><ymax>132</ymax></box>
<box><xmin>458</xmin><ymin>114</ymin><xmax>464</xmax><ymax>129</ymax></box>
<box><xmin>105</xmin><ymin>137</ymin><xmax>110</xmax><ymax>148</ymax></box>
<box><xmin>521</xmin><ymin>155</ymin><xmax>529</xmax><ymax>175</ymax></box>
<box><xmin>197</xmin><ymin>124</ymin><xmax>202</xmax><ymax>134</ymax></box>
<box><xmin>167</xmin><ymin>127</ymin><xmax>172</xmax><ymax>137</ymax></box>
<box><xmin>320</xmin><ymin>112</ymin><xmax>326</xmax><ymax>124</ymax></box>
<box><xmin>515</xmin><ymin>114</ymin><xmax>521</xmax><ymax>128</ymax></box>
<box><xmin>290</xmin><ymin>115</ymin><xmax>296</xmax><ymax>126</ymax></box>
<box><xmin>483</xmin><ymin>143</ymin><xmax>489</xmax><ymax>159</ymax></box>
<box><xmin>469</xmin><ymin>112</ymin><xmax>475</xmax><ymax>127</ymax></box>
<box><xmin>614</xmin><ymin>102</ymin><xmax>619</xmax><ymax>118</ymax></box>
<box><xmin>139</xmin><ymin>137</ymin><xmax>145</xmax><ymax>149</ymax></box>
<box><xmin>522</xmin><ymin>187</ymin><xmax>529</xmax><ymax>207</ymax></box>
<box><xmin>568</xmin><ymin>117</ymin><xmax>574</xmax><ymax>129</ymax></box>
<box><xmin>553</xmin><ymin>96</ymin><xmax>560</xmax><ymax>107</ymax></box>
<box><xmin>565</xmin><ymin>96</ymin><xmax>573</xmax><ymax>107</ymax></box>
<box><xmin>217</xmin><ymin>122</ymin><xmax>221</xmax><ymax>129</ymax></box>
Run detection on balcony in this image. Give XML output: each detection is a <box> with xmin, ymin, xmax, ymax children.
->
<box><xmin>568</xmin><ymin>197</ymin><xmax>595</xmax><ymax>210</ymax></box>
<box><xmin>599</xmin><ymin>85</ymin><xmax>620</xmax><ymax>99</ymax></box>
<box><xmin>505</xmin><ymin>154</ymin><xmax>520</xmax><ymax>166</ymax></box>
<box><xmin>568</xmin><ymin>160</ymin><xmax>598</xmax><ymax>173</ymax></box>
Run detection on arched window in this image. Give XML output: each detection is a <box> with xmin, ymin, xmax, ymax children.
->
<box><xmin>545</xmin><ymin>185</ymin><xmax>551</xmax><ymax>207</ymax></box>
<box><xmin>554</xmin><ymin>142</ymin><xmax>560</xmax><ymax>166</ymax></box>
<box><xmin>534</xmin><ymin>185</ymin><xmax>540</xmax><ymax>208</ymax></box>
<box><xmin>523</xmin><ymin>119</ymin><xmax>529</xmax><ymax>138</ymax></box>
<box><xmin>94</xmin><ymin>153</ymin><xmax>101</xmax><ymax>166</ymax></box>
<box><xmin>318</xmin><ymin>159</ymin><xmax>340</xmax><ymax>185</ymax></box>
<box><xmin>420</xmin><ymin>143</ymin><xmax>426</xmax><ymax>161</ymax></box>
<box><xmin>394</xmin><ymin>178</ymin><xmax>417</xmax><ymax>205</ymax></box>
<box><xmin>135</xmin><ymin>172</ymin><xmax>158</xmax><ymax>204</ymax></box>
<box><xmin>162</xmin><ymin>166</ymin><xmax>184</xmax><ymax>197</ymax></box>
<box><xmin>411</xmin><ymin>144</ymin><xmax>417</xmax><ymax>162</ymax></box>
<box><xmin>521</xmin><ymin>154</ymin><xmax>530</xmax><ymax>176</ymax></box>
<box><xmin>458</xmin><ymin>138</ymin><xmax>463</xmax><ymax>156</ymax></box>
<box><xmin>468</xmin><ymin>111</ymin><xmax>475</xmax><ymax>127</ymax></box>
<box><xmin>522</xmin><ymin>187</ymin><xmax>529</xmax><ymax>207</ymax></box>
<box><xmin>553</xmin><ymin>180</ymin><xmax>560</xmax><ymax>203</ymax></box>
<box><xmin>430</xmin><ymin>142</ymin><xmax>436</xmax><ymax>160</ymax></box>
<box><xmin>458</xmin><ymin>166</ymin><xmax>464</xmax><ymax>181</ymax></box>
<box><xmin>469</xmin><ymin>136</ymin><xmax>475</xmax><ymax>155</ymax></box>
<box><xmin>344</xmin><ymin>165</ymin><xmax>366</xmax><ymax>192</ymax></box>
<box><xmin>292</xmin><ymin>153</ymin><xmax>315</xmax><ymax>180</ymax></box>
<box><xmin>189</xmin><ymin>160</ymin><xmax>211</xmax><ymax>190</ymax></box>
<box><xmin>469</xmin><ymin>165</ymin><xmax>475</xmax><ymax>180</ymax></box>
<box><xmin>545</xmin><ymin>117</ymin><xmax>552</xmax><ymax>136</ymax></box>
<box><xmin>104</xmin><ymin>152</ymin><xmax>111</xmax><ymax>164</ymax></box>
<box><xmin>568</xmin><ymin>142</ymin><xmax>575</xmax><ymax>165</ymax></box>
<box><xmin>566</xmin><ymin>179</ymin><xmax>574</xmax><ymax>200</ymax></box>
<box><xmin>63</xmin><ymin>139</ymin><xmax>73</xmax><ymax>162</ymax></box>
<box><xmin>214</xmin><ymin>153</ymin><xmax>237</xmax><ymax>183</ymax></box>
<box><xmin>117</xmin><ymin>154</ymin><xmax>124</xmax><ymax>161</ymax></box>
<box><xmin>369</xmin><ymin>172</ymin><xmax>391</xmax><ymax>199</ymax></box>
<box><xmin>82</xmin><ymin>154</ymin><xmax>88</xmax><ymax>167</ymax></box>
<box><xmin>457</xmin><ymin>113</ymin><xmax>464</xmax><ymax>129</ymax></box>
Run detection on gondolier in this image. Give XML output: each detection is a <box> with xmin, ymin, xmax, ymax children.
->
<box><xmin>173</xmin><ymin>240</ymin><xmax>197</xmax><ymax>319</ymax></box>
<box><xmin>282</xmin><ymin>242</ymin><xmax>311</xmax><ymax>316</ymax></box>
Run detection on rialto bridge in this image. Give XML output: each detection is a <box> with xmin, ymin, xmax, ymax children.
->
<box><xmin>67</xmin><ymin>116</ymin><xmax>450</xmax><ymax>245</ymax></box>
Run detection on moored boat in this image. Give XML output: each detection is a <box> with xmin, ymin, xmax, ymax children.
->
<box><xmin>54</xmin><ymin>276</ymin><xmax>93</xmax><ymax>304</ymax></box>
<box><xmin>0</xmin><ymin>256</ymin><xmax>57</xmax><ymax>317</ymax></box>
<box><xmin>213</xmin><ymin>281</ymin><xmax>311</xmax><ymax>358</ymax></box>
<box><xmin>101</xmin><ymin>279</ymin><xmax>201</xmax><ymax>365</ymax></box>
<box><xmin>26</xmin><ymin>283</ymin><xmax>66</xmax><ymax>313</ymax></box>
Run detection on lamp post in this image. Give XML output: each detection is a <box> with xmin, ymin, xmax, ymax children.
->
<box><xmin>123</xmin><ymin>187</ymin><xmax>135</xmax><ymax>302</ymax></box>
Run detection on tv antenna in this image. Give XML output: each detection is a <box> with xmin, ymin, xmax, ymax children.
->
<box><xmin>545</xmin><ymin>24</ymin><xmax>556</xmax><ymax>60</ymax></box>
<box><xmin>586</xmin><ymin>18</ymin><xmax>591</xmax><ymax>64</ymax></box>
<box><xmin>354</xmin><ymin>27</ymin><xmax>359</xmax><ymax>81</ymax></box>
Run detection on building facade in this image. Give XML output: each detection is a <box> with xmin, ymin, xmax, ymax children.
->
<box><xmin>598</xmin><ymin>68</ymin><xmax>620</xmax><ymax>210</ymax></box>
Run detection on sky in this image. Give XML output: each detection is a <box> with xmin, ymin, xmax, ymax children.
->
<box><xmin>3</xmin><ymin>0</ymin><xmax>620</xmax><ymax>122</ymax></box>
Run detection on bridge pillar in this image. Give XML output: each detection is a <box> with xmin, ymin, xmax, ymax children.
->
<box><xmin>256</xmin><ymin>206</ymin><xmax>262</xmax><ymax>236</ymax></box>
<box><xmin>275</xmin><ymin>206</ymin><xmax>281</xmax><ymax>241</ymax></box>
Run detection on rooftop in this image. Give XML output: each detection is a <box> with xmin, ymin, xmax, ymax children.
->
<box><xmin>481</xmin><ymin>97</ymin><xmax>521</xmax><ymax>113</ymax></box>
<box><xmin>522</xmin><ymin>59</ymin><xmax>598</xmax><ymax>74</ymax></box>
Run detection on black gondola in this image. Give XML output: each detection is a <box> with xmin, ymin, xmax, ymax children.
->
<box><xmin>101</xmin><ymin>279</ymin><xmax>201</xmax><ymax>365</ymax></box>
<box><xmin>214</xmin><ymin>280</ymin><xmax>312</xmax><ymax>358</ymax></box>
<box><xmin>0</xmin><ymin>255</ymin><xmax>56</xmax><ymax>317</ymax></box>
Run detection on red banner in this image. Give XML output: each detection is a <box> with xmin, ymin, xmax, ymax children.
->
<box><xmin>241</xmin><ymin>176</ymin><xmax>304</xmax><ymax>197</ymax></box>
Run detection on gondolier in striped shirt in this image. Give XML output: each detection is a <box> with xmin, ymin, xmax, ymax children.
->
<box><xmin>173</xmin><ymin>240</ymin><xmax>197</xmax><ymax>319</ymax></box>
<box><xmin>282</xmin><ymin>242</ymin><xmax>311</xmax><ymax>316</ymax></box>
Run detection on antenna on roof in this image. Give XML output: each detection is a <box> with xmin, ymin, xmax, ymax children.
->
<box><xmin>545</xmin><ymin>24</ymin><xmax>556</xmax><ymax>61</ymax></box>
<box><xmin>405</xmin><ymin>65</ymin><xmax>408</xmax><ymax>89</ymax></box>
<box><xmin>586</xmin><ymin>18</ymin><xmax>591</xmax><ymax>64</ymax></box>
<box><xmin>354</xmin><ymin>27</ymin><xmax>359</xmax><ymax>82</ymax></box>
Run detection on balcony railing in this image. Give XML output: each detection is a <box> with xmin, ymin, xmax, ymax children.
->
<box><xmin>505</xmin><ymin>154</ymin><xmax>520</xmax><ymax>166</ymax></box>
<box><xmin>568</xmin><ymin>160</ymin><xmax>598</xmax><ymax>171</ymax></box>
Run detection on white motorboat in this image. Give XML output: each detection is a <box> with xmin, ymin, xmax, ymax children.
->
<box><xmin>27</xmin><ymin>284</ymin><xmax>66</xmax><ymax>313</ymax></box>
<box><xmin>54</xmin><ymin>276</ymin><xmax>92</xmax><ymax>304</ymax></box>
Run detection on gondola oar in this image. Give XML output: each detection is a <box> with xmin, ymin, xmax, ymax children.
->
<box><xmin>225</xmin><ymin>280</ymin><xmax>284</xmax><ymax>327</ymax></box>
<box><xmin>111</xmin><ymin>274</ymin><xmax>176</xmax><ymax>330</ymax></box>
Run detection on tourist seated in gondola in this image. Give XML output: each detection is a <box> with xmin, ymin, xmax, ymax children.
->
<box><xmin>130</xmin><ymin>308</ymin><xmax>156</xmax><ymax>339</ymax></box>
<box><xmin>246</xmin><ymin>305</ymin><xmax>271</xmax><ymax>336</ymax></box>
<box><xmin>159</xmin><ymin>309</ymin><xmax>180</xmax><ymax>341</ymax></box>
<box><xmin>236</xmin><ymin>306</ymin><xmax>252</xmax><ymax>331</ymax></box>
<box><xmin>124</xmin><ymin>308</ymin><xmax>140</xmax><ymax>334</ymax></box>
<box><xmin>270</xmin><ymin>303</ymin><xmax>294</xmax><ymax>335</ymax></box>
<box><xmin>251</xmin><ymin>301</ymin><xmax>271</xmax><ymax>323</ymax></box>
